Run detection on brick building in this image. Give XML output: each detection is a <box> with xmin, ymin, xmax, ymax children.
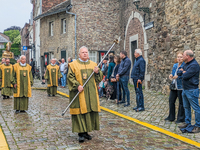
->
<box><xmin>20</xmin><ymin>23</ymin><xmax>30</xmax><ymax>63</ymax></box>
<box><xmin>33</xmin><ymin>0</ymin><xmax>200</xmax><ymax>92</ymax></box>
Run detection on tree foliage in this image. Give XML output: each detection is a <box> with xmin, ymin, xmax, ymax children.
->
<box><xmin>13</xmin><ymin>35</ymin><xmax>21</xmax><ymax>45</ymax></box>
<box><xmin>3</xmin><ymin>30</ymin><xmax>20</xmax><ymax>43</ymax></box>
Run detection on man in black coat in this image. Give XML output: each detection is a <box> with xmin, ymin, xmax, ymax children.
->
<box><xmin>30</xmin><ymin>58</ymin><xmax>35</xmax><ymax>79</ymax></box>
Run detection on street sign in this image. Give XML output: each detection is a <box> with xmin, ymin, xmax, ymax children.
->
<box><xmin>144</xmin><ymin>21</ymin><xmax>154</xmax><ymax>30</ymax></box>
<box><xmin>23</xmin><ymin>46</ymin><xmax>27</xmax><ymax>50</ymax></box>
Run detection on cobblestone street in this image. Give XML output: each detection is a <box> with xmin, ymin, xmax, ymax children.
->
<box><xmin>0</xmin><ymin>80</ymin><xmax>199</xmax><ymax>149</ymax></box>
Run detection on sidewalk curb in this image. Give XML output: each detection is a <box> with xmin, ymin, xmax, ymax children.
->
<box><xmin>33</xmin><ymin>88</ymin><xmax>200</xmax><ymax>148</ymax></box>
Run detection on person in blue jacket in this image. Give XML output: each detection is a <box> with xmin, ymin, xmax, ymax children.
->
<box><xmin>131</xmin><ymin>49</ymin><xmax>146</xmax><ymax>112</ymax></box>
<box><xmin>116</xmin><ymin>51</ymin><xmax>131</xmax><ymax>107</ymax></box>
<box><xmin>177</xmin><ymin>50</ymin><xmax>200</xmax><ymax>133</ymax></box>
<box><xmin>165</xmin><ymin>52</ymin><xmax>185</xmax><ymax>123</ymax></box>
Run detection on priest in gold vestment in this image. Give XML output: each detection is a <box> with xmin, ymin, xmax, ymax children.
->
<box><xmin>0</xmin><ymin>58</ymin><xmax>13</xmax><ymax>99</ymax></box>
<box><xmin>44</xmin><ymin>58</ymin><xmax>62</xmax><ymax>96</ymax></box>
<box><xmin>67</xmin><ymin>46</ymin><xmax>103</xmax><ymax>143</ymax></box>
<box><xmin>13</xmin><ymin>55</ymin><xmax>33</xmax><ymax>113</ymax></box>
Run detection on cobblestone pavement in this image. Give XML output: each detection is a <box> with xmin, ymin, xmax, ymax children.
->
<box><xmin>33</xmin><ymin>80</ymin><xmax>200</xmax><ymax>143</ymax></box>
<box><xmin>0</xmin><ymin>80</ymin><xmax>198</xmax><ymax>149</ymax></box>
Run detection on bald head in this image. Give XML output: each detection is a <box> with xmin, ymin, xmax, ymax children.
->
<box><xmin>183</xmin><ymin>50</ymin><xmax>194</xmax><ymax>63</ymax></box>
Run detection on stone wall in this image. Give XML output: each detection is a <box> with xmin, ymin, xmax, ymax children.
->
<box><xmin>147</xmin><ymin>0</ymin><xmax>200</xmax><ymax>94</ymax></box>
<box><xmin>40</xmin><ymin>12</ymin><xmax>74</xmax><ymax>59</ymax></box>
<box><xmin>72</xmin><ymin>0</ymin><xmax>121</xmax><ymax>59</ymax></box>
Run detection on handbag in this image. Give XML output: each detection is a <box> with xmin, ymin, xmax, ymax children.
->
<box><xmin>170</xmin><ymin>82</ymin><xmax>176</xmax><ymax>90</ymax></box>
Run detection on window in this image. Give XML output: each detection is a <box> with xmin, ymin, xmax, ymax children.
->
<box><xmin>49</xmin><ymin>22</ymin><xmax>53</xmax><ymax>36</ymax></box>
<box><xmin>0</xmin><ymin>45</ymin><xmax>4</xmax><ymax>49</ymax></box>
<box><xmin>89</xmin><ymin>51</ymin><xmax>97</xmax><ymax>63</ymax></box>
<box><xmin>61</xmin><ymin>19</ymin><xmax>66</xmax><ymax>34</ymax></box>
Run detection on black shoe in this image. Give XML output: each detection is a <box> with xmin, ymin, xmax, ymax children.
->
<box><xmin>118</xmin><ymin>101</ymin><xmax>125</xmax><ymax>104</ymax></box>
<box><xmin>175</xmin><ymin>120</ymin><xmax>184</xmax><ymax>124</ymax></box>
<box><xmin>178</xmin><ymin>122</ymin><xmax>189</xmax><ymax>128</ymax></box>
<box><xmin>191</xmin><ymin>126</ymin><xmax>200</xmax><ymax>133</ymax></box>
<box><xmin>15</xmin><ymin>110</ymin><xmax>20</xmax><ymax>114</ymax></box>
<box><xmin>52</xmin><ymin>95</ymin><xmax>55</xmax><ymax>96</ymax></box>
<box><xmin>164</xmin><ymin>117</ymin><xmax>174</xmax><ymax>122</ymax></box>
<box><xmin>78</xmin><ymin>133</ymin><xmax>85</xmax><ymax>143</ymax></box>
<box><xmin>135</xmin><ymin>107</ymin><xmax>145</xmax><ymax>112</ymax></box>
<box><xmin>48</xmin><ymin>94</ymin><xmax>51</xmax><ymax>97</ymax></box>
<box><xmin>83</xmin><ymin>132</ymin><xmax>92</xmax><ymax>140</ymax></box>
<box><xmin>133</xmin><ymin>106</ymin><xmax>138</xmax><ymax>110</ymax></box>
<box><xmin>3</xmin><ymin>96</ymin><xmax>7</xmax><ymax>99</ymax></box>
<box><xmin>124</xmin><ymin>104</ymin><xmax>130</xmax><ymax>107</ymax></box>
<box><xmin>20</xmin><ymin>110</ymin><xmax>26</xmax><ymax>113</ymax></box>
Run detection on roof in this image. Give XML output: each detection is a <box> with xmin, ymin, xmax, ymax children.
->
<box><xmin>0</xmin><ymin>34</ymin><xmax>10</xmax><ymax>43</ymax></box>
<box><xmin>0</xmin><ymin>33</ymin><xmax>10</xmax><ymax>41</ymax></box>
<box><xmin>33</xmin><ymin>0</ymin><xmax>71</xmax><ymax>21</ymax></box>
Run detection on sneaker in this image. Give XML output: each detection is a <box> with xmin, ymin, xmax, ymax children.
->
<box><xmin>178</xmin><ymin>122</ymin><xmax>189</xmax><ymax>128</ymax></box>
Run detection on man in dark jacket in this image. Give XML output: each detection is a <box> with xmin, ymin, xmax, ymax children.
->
<box><xmin>131</xmin><ymin>49</ymin><xmax>146</xmax><ymax>112</ymax></box>
<box><xmin>30</xmin><ymin>58</ymin><xmax>35</xmax><ymax>79</ymax></box>
<box><xmin>177</xmin><ymin>50</ymin><xmax>200</xmax><ymax>133</ymax></box>
<box><xmin>116</xmin><ymin>51</ymin><xmax>131</xmax><ymax>107</ymax></box>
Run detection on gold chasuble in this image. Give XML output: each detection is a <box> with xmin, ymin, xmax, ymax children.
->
<box><xmin>13</xmin><ymin>63</ymin><xmax>33</xmax><ymax>111</ymax></box>
<box><xmin>0</xmin><ymin>64</ymin><xmax>13</xmax><ymax>96</ymax></box>
<box><xmin>44</xmin><ymin>64</ymin><xmax>62</xmax><ymax>96</ymax></box>
<box><xmin>67</xmin><ymin>59</ymin><xmax>103</xmax><ymax>133</ymax></box>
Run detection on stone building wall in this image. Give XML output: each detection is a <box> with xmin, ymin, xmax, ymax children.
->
<box><xmin>71</xmin><ymin>0</ymin><xmax>121</xmax><ymax>59</ymax></box>
<box><xmin>118</xmin><ymin>0</ymin><xmax>200</xmax><ymax>93</ymax></box>
<box><xmin>40</xmin><ymin>11</ymin><xmax>74</xmax><ymax>59</ymax></box>
<box><xmin>147</xmin><ymin>0</ymin><xmax>200</xmax><ymax>94</ymax></box>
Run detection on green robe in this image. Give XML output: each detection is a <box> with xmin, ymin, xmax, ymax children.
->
<box><xmin>13</xmin><ymin>63</ymin><xmax>33</xmax><ymax>110</ymax></box>
<box><xmin>0</xmin><ymin>64</ymin><xmax>13</xmax><ymax>96</ymax></box>
<box><xmin>67</xmin><ymin>59</ymin><xmax>103</xmax><ymax>133</ymax></box>
<box><xmin>45</xmin><ymin>64</ymin><xmax>62</xmax><ymax>95</ymax></box>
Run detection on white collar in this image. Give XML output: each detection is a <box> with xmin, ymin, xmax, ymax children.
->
<box><xmin>20</xmin><ymin>62</ymin><xmax>26</xmax><ymax>66</ymax></box>
<box><xmin>79</xmin><ymin>58</ymin><xmax>88</xmax><ymax>62</ymax></box>
<box><xmin>51</xmin><ymin>63</ymin><xmax>56</xmax><ymax>66</ymax></box>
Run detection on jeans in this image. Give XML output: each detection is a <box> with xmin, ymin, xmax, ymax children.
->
<box><xmin>119</xmin><ymin>76</ymin><xmax>130</xmax><ymax>104</ymax></box>
<box><xmin>99</xmin><ymin>87</ymin><xmax>103</xmax><ymax>97</ymax></box>
<box><xmin>117</xmin><ymin>81</ymin><xmax>122</xmax><ymax>101</ymax></box>
<box><xmin>61</xmin><ymin>72</ymin><xmax>66</xmax><ymax>87</ymax></box>
<box><xmin>182</xmin><ymin>88</ymin><xmax>200</xmax><ymax>127</ymax></box>
<box><xmin>133</xmin><ymin>79</ymin><xmax>144</xmax><ymax>109</ymax></box>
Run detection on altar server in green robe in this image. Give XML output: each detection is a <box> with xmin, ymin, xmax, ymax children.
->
<box><xmin>67</xmin><ymin>46</ymin><xmax>103</xmax><ymax>143</ymax></box>
<box><xmin>13</xmin><ymin>55</ymin><xmax>33</xmax><ymax>113</ymax></box>
<box><xmin>44</xmin><ymin>58</ymin><xmax>62</xmax><ymax>96</ymax></box>
<box><xmin>0</xmin><ymin>58</ymin><xmax>13</xmax><ymax>99</ymax></box>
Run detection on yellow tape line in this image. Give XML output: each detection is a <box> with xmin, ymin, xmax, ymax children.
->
<box><xmin>0</xmin><ymin>128</ymin><xmax>9</xmax><ymax>150</ymax></box>
<box><xmin>100</xmin><ymin>106</ymin><xmax>200</xmax><ymax>148</ymax></box>
<box><xmin>33</xmin><ymin>88</ymin><xmax>200</xmax><ymax>148</ymax></box>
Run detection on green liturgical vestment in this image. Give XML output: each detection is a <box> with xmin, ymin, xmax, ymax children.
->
<box><xmin>13</xmin><ymin>63</ymin><xmax>33</xmax><ymax>110</ymax></box>
<box><xmin>67</xmin><ymin>59</ymin><xmax>103</xmax><ymax>133</ymax></box>
<box><xmin>44</xmin><ymin>64</ymin><xmax>62</xmax><ymax>95</ymax></box>
<box><xmin>0</xmin><ymin>64</ymin><xmax>13</xmax><ymax>96</ymax></box>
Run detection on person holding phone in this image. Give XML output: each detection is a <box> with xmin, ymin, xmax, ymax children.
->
<box><xmin>165</xmin><ymin>51</ymin><xmax>185</xmax><ymax>123</ymax></box>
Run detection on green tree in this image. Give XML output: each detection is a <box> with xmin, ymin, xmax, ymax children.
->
<box><xmin>3</xmin><ymin>30</ymin><xmax>20</xmax><ymax>42</ymax></box>
<box><xmin>13</xmin><ymin>35</ymin><xmax>21</xmax><ymax>45</ymax></box>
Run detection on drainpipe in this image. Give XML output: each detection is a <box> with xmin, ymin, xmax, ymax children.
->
<box><xmin>66</xmin><ymin>5</ymin><xmax>77</xmax><ymax>59</ymax></box>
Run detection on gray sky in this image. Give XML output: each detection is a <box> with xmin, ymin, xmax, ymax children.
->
<box><xmin>0</xmin><ymin>0</ymin><xmax>32</xmax><ymax>33</ymax></box>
